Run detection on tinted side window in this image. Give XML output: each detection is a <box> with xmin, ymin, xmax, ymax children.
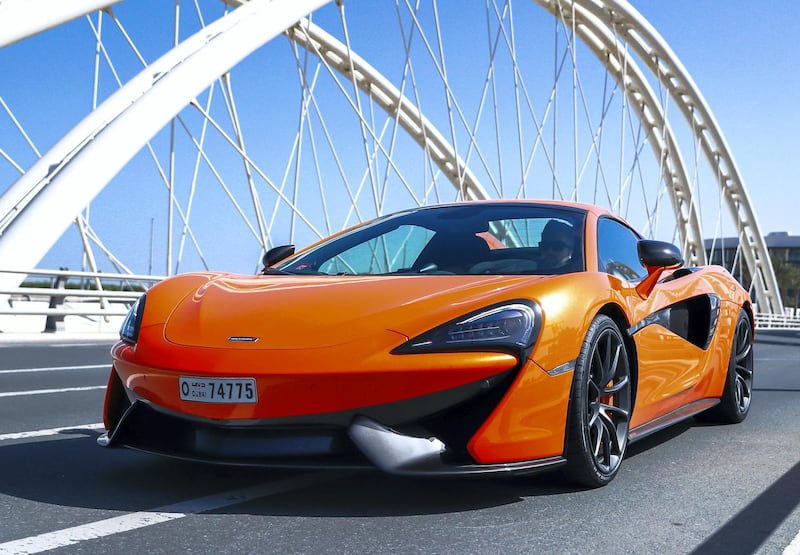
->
<box><xmin>597</xmin><ymin>218</ymin><xmax>647</xmax><ymax>281</ymax></box>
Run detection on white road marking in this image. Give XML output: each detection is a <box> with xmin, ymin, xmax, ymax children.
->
<box><xmin>0</xmin><ymin>472</ymin><xmax>338</xmax><ymax>555</ymax></box>
<box><xmin>784</xmin><ymin>529</ymin><xmax>800</xmax><ymax>555</ymax></box>
<box><xmin>0</xmin><ymin>385</ymin><xmax>106</xmax><ymax>398</ymax></box>
<box><xmin>0</xmin><ymin>364</ymin><xmax>107</xmax><ymax>375</ymax></box>
<box><xmin>0</xmin><ymin>423</ymin><xmax>104</xmax><ymax>442</ymax></box>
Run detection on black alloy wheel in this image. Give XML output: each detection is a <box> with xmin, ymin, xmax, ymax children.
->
<box><xmin>565</xmin><ymin>315</ymin><xmax>632</xmax><ymax>488</ymax></box>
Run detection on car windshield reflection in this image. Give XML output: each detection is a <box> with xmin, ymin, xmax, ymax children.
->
<box><xmin>274</xmin><ymin>203</ymin><xmax>586</xmax><ymax>276</ymax></box>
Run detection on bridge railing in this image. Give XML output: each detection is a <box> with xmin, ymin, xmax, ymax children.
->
<box><xmin>0</xmin><ymin>269</ymin><xmax>162</xmax><ymax>335</ymax></box>
<box><xmin>1</xmin><ymin>269</ymin><xmax>799</xmax><ymax>337</ymax></box>
<box><xmin>753</xmin><ymin>312</ymin><xmax>800</xmax><ymax>331</ymax></box>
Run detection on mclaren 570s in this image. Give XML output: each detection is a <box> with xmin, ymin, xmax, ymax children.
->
<box><xmin>99</xmin><ymin>200</ymin><xmax>753</xmax><ymax>487</ymax></box>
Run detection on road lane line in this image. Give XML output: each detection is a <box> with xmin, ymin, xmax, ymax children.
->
<box><xmin>0</xmin><ymin>423</ymin><xmax>104</xmax><ymax>442</ymax></box>
<box><xmin>0</xmin><ymin>471</ymin><xmax>339</xmax><ymax>555</ymax></box>
<box><xmin>785</xmin><ymin>529</ymin><xmax>800</xmax><ymax>555</ymax></box>
<box><xmin>0</xmin><ymin>364</ymin><xmax>108</xmax><ymax>375</ymax></box>
<box><xmin>0</xmin><ymin>385</ymin><xmax>106</xmax><ymax>398</ymax></box>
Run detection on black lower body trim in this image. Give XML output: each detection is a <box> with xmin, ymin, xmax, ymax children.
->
<box><xmin>628</xmin><ymin>398</ymin><xmax>720</xmax><ymax>443</ymax></box>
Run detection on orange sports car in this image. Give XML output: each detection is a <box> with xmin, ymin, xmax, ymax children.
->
<box><xmin>99</xmin><ymin>200</ymin><xmax>753</xmax><ymax>487</ymax></box>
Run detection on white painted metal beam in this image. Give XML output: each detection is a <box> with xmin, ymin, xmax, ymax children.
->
<box><xmin>575</xmin><ymin>0</ymin><xmax>782</xmax><ymax>314</ymax></box>
<box><xmin>0</xmin><ymin>0</ymin><xmax>333</xmax><ymax>292</ymax></box>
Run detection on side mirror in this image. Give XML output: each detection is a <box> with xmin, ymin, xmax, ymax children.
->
<box><xmin>635</xmin><ymin>240</ymin><xmax>684</xmax><ymax>298</ymax></box>
<box><xmin>261</xmin><ymin>245</ymin><xmax>295</xmax><ymax>271</ymax></box>
<box><xmin>638</xmin><ymin>240</ymin><xmax>683</xmax><ymax>268</ymax></box>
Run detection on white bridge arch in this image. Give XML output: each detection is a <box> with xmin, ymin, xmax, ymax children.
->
<box><xmin>0</xmin><ymin>0</ymin><xmax>784</xmax><ymax>316</ymax></box>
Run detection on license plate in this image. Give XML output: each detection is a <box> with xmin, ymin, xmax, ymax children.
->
<box><xmin>179</xmin><ymin>377</ymin><xmax>258</xmax><ymax>404</ymax></box>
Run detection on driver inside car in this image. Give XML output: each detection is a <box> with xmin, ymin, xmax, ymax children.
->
<box><xmin>539</xmin><ymin>219</ymin><xmax>575</xmax><ymax>270</ymax></box>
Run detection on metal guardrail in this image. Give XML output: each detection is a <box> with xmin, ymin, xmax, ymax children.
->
<box><xmin>0</xmin><ymin>269</ymin><xmax>163</xmax><ymax>335</ymax></box>
<box><xmin>1</xmin><ymin>269</ymin><xmax>799</xmax><ymax>336</ymax></box>
<box><xmin>754</xmin><ymin>312</ymin><xmax>800</xmax><ymax>331</ymax></box>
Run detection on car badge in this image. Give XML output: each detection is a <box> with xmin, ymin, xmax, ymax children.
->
<box><xmin>227</xmin><ymin>336</ymin><xmax>259</xmax><ymax>343</ymax></box>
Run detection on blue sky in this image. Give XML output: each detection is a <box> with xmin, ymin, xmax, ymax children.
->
<box><xmin>0</xmin><ymin>0</ymin><xmax>798</xmax><ymax>274</ymax></box>
<box><xmin>638</xmin><ymin>1</ymin><xmax>799</xmax><ymax>235</ymax></box>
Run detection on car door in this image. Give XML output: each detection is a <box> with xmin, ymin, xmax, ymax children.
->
<box><xmin>596</xmin><ymin>217</ymin><xmax>718</xmax><ymax>427</ymax></box>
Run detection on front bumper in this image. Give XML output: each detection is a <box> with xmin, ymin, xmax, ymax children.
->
<box><xmin>99</xmin><ymin>367</ymin><xmax>566</xmax><ymax>476</ymax></box>
<box><xmin>98</xmin><ymin>399</ymin><xmax>565</xmax><ymax>476</ymax></box>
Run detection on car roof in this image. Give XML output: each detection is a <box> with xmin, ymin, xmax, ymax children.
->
<box><xmin>407</xmin><ymin>198</ymin><xmax>614</xmax><ymax>218</ymax></box>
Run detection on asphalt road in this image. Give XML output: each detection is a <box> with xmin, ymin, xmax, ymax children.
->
<box><xmin>0</xmin><ymin>330</ymin><xmax>799</xmax><ymax>554</ymax></box>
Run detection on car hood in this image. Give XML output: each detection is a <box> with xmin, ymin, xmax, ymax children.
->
<box><xmin>162</xmin><ymin>273</ymin><xmax>544</xmax><ymax>349</ymax></box>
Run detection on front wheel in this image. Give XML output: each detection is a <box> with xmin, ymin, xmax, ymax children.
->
<box><xmin>564</xmin><ymin>315</ymin><xmax>632</xmax><ymax>488</ymax></box>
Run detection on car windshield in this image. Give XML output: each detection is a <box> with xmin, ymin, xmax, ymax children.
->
<box><xmin>274</xmin><ymin>203</ymin><xmax>586</xmax><ymax>276</ymax></box>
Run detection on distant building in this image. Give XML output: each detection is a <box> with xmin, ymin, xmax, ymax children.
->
<box><xmin>762</xmin><ymin>232</ymin><xmax>800</xmax><ymax>267</ymax></box>
<box><xmin>704</xmin><ymin>232</ymin><xmax>800</xmax><ymax>268</ymax></box>
<box><xmin>704</xmin><ymin>232</ymin><xmax>800</xmax><ymax>311</ymax></box>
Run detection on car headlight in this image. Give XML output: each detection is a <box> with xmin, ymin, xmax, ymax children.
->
<box><xmin>120</xmin><ymin>294</ymin><xmax>146</xmax><ymax>344</ymax></box>
<box><xmin>392</xmin><ymin>300</ymin><xmax>541</xmax><ymax>358</ymax></box>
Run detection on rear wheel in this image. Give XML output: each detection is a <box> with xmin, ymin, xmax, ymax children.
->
<box><xmin>564</xmin><ymin>315</ymin><xmax>632</xmax><ymax>488</ymax></box>
<box><xmin>701</xmin><ymin>309</ymin><xmax>753</xmax><ymax>423</ymax></box>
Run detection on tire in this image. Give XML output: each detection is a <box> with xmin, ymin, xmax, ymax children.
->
<box><xmin>564</xmin><ymin>315</ymin><xmax>633</xmax><ymax>488</ymax></box>
<box><xmin>701</xmin><ymin>308</ymin><xmax>754</xmax><ymax>424</ymax></box>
